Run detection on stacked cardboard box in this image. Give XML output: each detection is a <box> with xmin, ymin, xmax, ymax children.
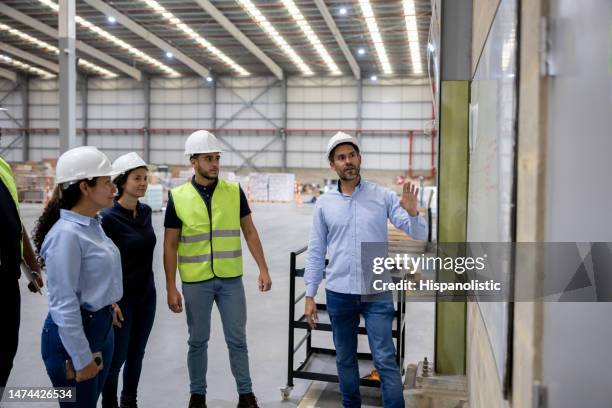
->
<box><xmin>248</xmin><ymin>173</ymin><xmax>269</xmax><ymax>201</ymax></box>
<box><xmin>234</xmin><ymin>175</ymin><xmax>249</xmax><ymax>192</ymax></box>
<box><xmin>268</xmin><ymin>173</ymin><xmax>295</xmax><ymax>202</ymax></box>
<box><xmin>12</xmin><ymin>161</ymin><xmax>55</xmax><ymax>203</ymax></box>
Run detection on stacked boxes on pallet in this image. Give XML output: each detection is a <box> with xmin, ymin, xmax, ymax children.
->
<box><xmin>248</xmin><ymin>173</ymin><xmax>269</xmax><ymax>202</ymax></box>
<box><xmin>247</xmin><ymin>173</ymin><xmax>295</xmax><ymax>203</ymax></box>
<box><xmin>140</xmin><ymin>184</ymin><xmax>164</xmax><ymax>212</ymax></box>
<box><xmin>268</xmin><ymin>173</ymin><xmax>295</xmax><ymax>202</ymax></box>
<box><xmin>12</xmin><ymin>161</ymin><xmax>55</xmax><ymax>203</ymax></box>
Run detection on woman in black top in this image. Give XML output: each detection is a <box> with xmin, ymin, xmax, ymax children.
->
<box><xmin>100</xmin><ymin>153</ymin><xmax>156</xmax><ymax>408</ymax></box>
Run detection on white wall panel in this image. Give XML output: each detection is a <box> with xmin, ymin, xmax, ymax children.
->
<box><xmin>0</xmin><ymin>135</ymin><xmax>21</xmax><ymax>161</ymax></box>
<box><xmin>150</xmin><ymin>150</ymin><xmax>184</xmax><ymax>165</ymax></box>
<box><xmin>2</xmin><ymin>76</ymin><xmax>433</xmax><ymax>171</ymax></box>
<box><xmin>286</xmin><ymin>152</ymin><xmax>303</xmax><ymax>167</ymax></box>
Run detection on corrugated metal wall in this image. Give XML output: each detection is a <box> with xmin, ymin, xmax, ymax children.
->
<box><xmin>0</xmin><ymin>76</ymin><xmax>433</xmax><ymax>171</ymax></box>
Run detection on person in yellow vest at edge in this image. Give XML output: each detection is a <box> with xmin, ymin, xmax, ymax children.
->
<box><xmin>163</xmin><ymin>130</ymin><xmax>272</xmax><ymax>408</ymax></box>
<box><xmin>0</xmin><ymin>155</ymin><xmax>42</xmax><ymax>396</ymax></box>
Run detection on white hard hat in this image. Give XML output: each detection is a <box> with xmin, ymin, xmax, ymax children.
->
<box><xmin>184</xmin><ymin>130</ymin><xmax>224</xmax><ymax>156</ymax></box>
<box><xmin>55</xmin><ymin>146</ymin><xmax>119</xmax><ymax>185</ymax></box>
<box><xmin>326</xmin><ymin>131</ymin><xmax>360</xmax><ymax>158</ymax></box>
<box><xmin>111</xmin><ymin>152</ymin><xmax>148</xmax><ymax>181</ymax></box>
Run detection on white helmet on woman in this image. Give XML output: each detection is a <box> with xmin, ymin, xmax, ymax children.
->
<box><xmin>111</xmin><ymin>152</ymin><xmax>148</xmax><ymax>181</ymax></box>
<box><xmin>55</xmin><ymin>146</ymin><xmax>118</xmax><ymax>186</ymax></box>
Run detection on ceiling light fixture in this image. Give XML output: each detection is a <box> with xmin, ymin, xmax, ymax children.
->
<box><xmin>339</xmin><ymin>7</ymin><xmax>347</xmax><ymax>15</ymax></box>
<box><xmin>370</xmin><ymin>74</ymin><xmax>378</xmax><ymax>81</ymax></box>
<box><xmin>237</xmin><ymin>0</ymin><xmax>313</xmax><ymax>76</ymax></box>
<box><xmin>138</xmin><ymin>0</ymin><xmax>249</xmax><ymax>76</ymax></box>
<box><xmin>357</xmin><ymin>48</ymin><xmax>366</xmax><ymax>55</ymax></box>
<box><xmin>0</xmin><ymin>22</ymin><xmax>117</xmax><ymax>77</ymax></box>
<box><xmin>403</xmin><ymin>0</ymin><xmax>422</xmax><ymax>74</ymax></box>
<box><xmin>107</xmin><ymin>15</ymin><xmax>116</xmax><ymax>24</ymax></box>
<box><xmin>0</xmin><ymin>54</ymin><xmax>55</xmax><ymax>78</ymax></box>
<box><xmin>37</xmin><ymin>0</ymin><xmax>180</xmax><ymax>77</ymax></box>
<box><xmin>357</xmin><ymin>0</ymin><xmax>392</xmax><ymax>75</ymax></box>
<box><xmin>501</xmin><ymin>27</ymin><xmax>516</xmax><ymax>71</ymax></box>
<box><xmin>280</xmin><ymin>0</ymin><xmax>341</xmax><ymax>75</ymax></box>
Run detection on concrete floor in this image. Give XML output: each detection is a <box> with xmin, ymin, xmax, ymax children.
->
<box><xmin>7</xmin><ymin>202</ymin><xmax>434</xmax><ymax>407</ymax></box>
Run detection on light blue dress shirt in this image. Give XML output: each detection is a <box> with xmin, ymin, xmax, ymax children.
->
<box><xmin>41</xmin><ymin>209</ymin><xmax>123</xmax><ymax>370</ymax></box>
<box><xmin>305</xmin><ymin>180</ymin><xmax>427</xmax><ymax>297</ymax></box>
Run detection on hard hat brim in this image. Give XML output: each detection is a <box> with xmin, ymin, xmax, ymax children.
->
<box><xmin>185</xmin><ymin>149</ymin><xmax>224</xmax><ymax>156</ymax></box>
<box><xmin>56</xmin><ymin>169</ymin><xmax>122</xmax><ymax>185</ymax></box>
<box><xmin>327</xmin><ymin>140</ymin><xmax>360</xmax><ymax>158</ymax></box>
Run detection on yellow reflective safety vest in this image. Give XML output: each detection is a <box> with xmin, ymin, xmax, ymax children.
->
<box><xmin>171</xmin><ymin>178</ymin><xmax>243</xmax><ymax>283</ymax></box>
<box><xmin>0</xmin><ymin>157</ymin><xmax>22</xmax><ymax>256</ymax></box>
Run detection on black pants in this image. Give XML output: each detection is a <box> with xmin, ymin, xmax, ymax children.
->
<box><xmin>0</xmin><ymin>276</ymin><xmax>20</xmax><ymax>387</ymax></box>
<box><xmin>102</xmin><ymin>284</ymin><xmax>156</xmax><ymax>407</ymax></box>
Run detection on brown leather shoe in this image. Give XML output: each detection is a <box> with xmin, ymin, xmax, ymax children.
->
<box><xmin>237</xmin><ymin>392</ymin><xmax>259</xmax><ymax>408</ymax></box>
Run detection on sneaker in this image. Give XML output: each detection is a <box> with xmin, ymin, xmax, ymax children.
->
<box><xmin>188</xmin><ymin>393</ymin><xmax>207</xmax><ymax>408</ymax></box>
<box><xmin>237</xmin><ymin>393</ymin><xmax>259</xmax><ymax>408</ymax></box>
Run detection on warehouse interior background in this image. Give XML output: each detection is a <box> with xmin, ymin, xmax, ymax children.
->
<box><xmin>0</xmin><ymin>0</ymin><xmax>611</xmax><ymax>407</ymax></box>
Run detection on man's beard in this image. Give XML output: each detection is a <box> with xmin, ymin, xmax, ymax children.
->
<box><xmin>337</xmin><ymin>165</ymin><xmax>360</xmax><ymax>181</ymax></box>
<box><xmin>197</xmin><ymin>167</ymin><xmax>218</xmax><ymax>181</ymax></box>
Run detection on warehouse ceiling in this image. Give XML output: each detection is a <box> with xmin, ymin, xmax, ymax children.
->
<box><xmin>0</xmin><ymin>0</ymin><xmax>432</xmax><ymax>80</ymax></box>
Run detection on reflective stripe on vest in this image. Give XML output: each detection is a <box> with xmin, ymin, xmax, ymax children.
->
<box><xmin>178</xmin><ymin>249</ymin><xmax>243</xmax><ymax>263</ymax></box>
<box><xmin>171</xmin><ymin>179</ymin><xmax>242</xmax><ymax>282</ymax></box>
<box><xmin>0</xmin><ymin>157</ymin><xmax>22</xmax><ymax>256</ymax></box>
<box><xmin>180</xmin><ymin>229</ymin><xmax>241</xmax><ymax>243</ymax></box>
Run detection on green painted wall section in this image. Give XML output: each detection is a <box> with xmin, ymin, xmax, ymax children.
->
<box><xmin>435</xmin><ymin>81</ymin><xmax>469</xmax><ymax>375</ymax></box>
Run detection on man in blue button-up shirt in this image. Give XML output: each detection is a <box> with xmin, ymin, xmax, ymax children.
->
<box><xmin>304</xmin><ymin>132</ymin><xmax>427</xmax><ymax>408</ymax></box>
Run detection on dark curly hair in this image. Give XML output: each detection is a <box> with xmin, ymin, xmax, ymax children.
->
<box><xmin>32</xmin><ymin>179</ymin><xmax>97</xmax><ymax>267</ymax></box>
<box><xmin>113</xmin><ymin>166</ymin><xmax>148</xmax><ymax>199</ymax></box>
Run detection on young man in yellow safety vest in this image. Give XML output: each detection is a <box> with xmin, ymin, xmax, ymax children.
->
<box><xmin>0</xmin><ymin>156</ymin><xmax>42</xmax><ymax>392</ymax></box>
<box><xmin>163</xmin><ymin>130</ymin><xmax>272</xmax><ymax>408</ymax></box>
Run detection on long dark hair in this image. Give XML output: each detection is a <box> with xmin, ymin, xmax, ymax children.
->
<box><xmin>33</xmin><ymin>179</ymin><xmax>97</xmax><ymax>266</ymax></box>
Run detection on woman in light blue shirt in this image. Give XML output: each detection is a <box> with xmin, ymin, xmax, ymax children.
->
<box><xmin>33</xmin><ymin>146</ymin><xmax>123</xmax><ymax>408</ymax></box>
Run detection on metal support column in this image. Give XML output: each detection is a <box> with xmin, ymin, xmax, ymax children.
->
<box><xmin>211</xmin><ymin>76</ymin><xmax>217</xmax><ymax>129</ymax></box>
<box><xmin>21</xmin><ymin>75</ymin><xmax>29</xmax><ymax>161</ymax></box>
<box><xmin>435</xmin><ymin>0</ymin><xmax>473</xmax><ymax>376</ymax></box>
<box><xmin>356</xmin><ymin>77</ymin><xmax>363</xmax><ymax>144</ymax></box>
<box><xmin>58</xmin><ymin>0</ymin><xmax>76</xmax><ymax>153</ymax></box>
<box><xmin>143</xmin><ymin>75</ymin><xmax>151</xmax><ymax>163</ymax></box>
<box><xmin>80</xmin><ymin>74</ymin><xmax>88</xmax><ymax>146</ymax></box>
<box><xmin>281</xmin><ymin>76</ymin><xmax>288</xmax><ymax>172</ymax></box>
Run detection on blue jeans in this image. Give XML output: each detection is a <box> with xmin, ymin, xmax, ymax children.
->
<box><xmin>326</xmin><ymin>290</ymin><xmax>405</xmax><ymax>408</ymax></box>
<box><xmin>41</xmin><ymin>307</ymin><xmax>114</xmax><ymax>408</ymax></box>
<box><xmin>183</xmin><ymin>277</ymin><xmax>252</xmax><ymax>395</ymax></box>
<box><xmin>102</xmin><ymin>284</ymin><xmax>156</xmax><ymax>407</ymax></box>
